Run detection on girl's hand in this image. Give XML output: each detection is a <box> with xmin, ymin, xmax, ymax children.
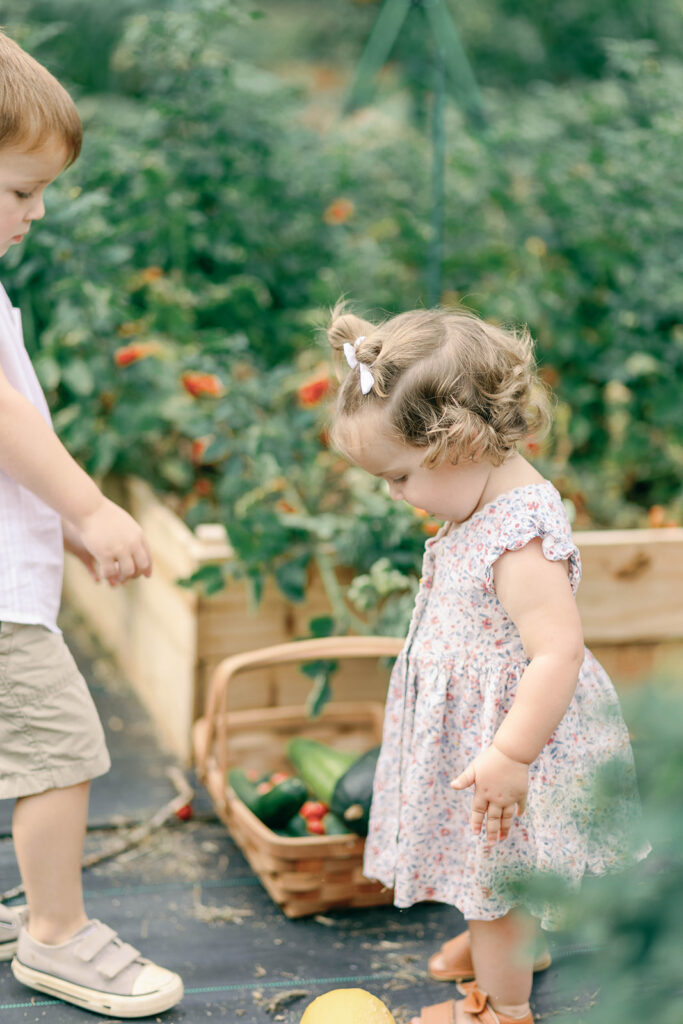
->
<box><xmin>450</xmin><ymin>743</ymin><xmax>529</xmax><ymax>844</ymax></box>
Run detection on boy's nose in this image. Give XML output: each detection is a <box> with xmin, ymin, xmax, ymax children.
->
<box><xmin>387</xmin><ymin>482</ymin><xmax>402</xmax><ymax>501</ymax></box>
<box><xmin>27</xmin><ymin>196</ymin><xmax>45</xmax><ymax>221</ymax></box>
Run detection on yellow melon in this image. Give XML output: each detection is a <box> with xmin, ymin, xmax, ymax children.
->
<box><xmin>300</xmin><ymin>987</ymin><xmax>396</xmax><ymax>1024</ymax></box>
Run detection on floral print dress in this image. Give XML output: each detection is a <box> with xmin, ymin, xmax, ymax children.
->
<box><xmin>363</xmin><ymin>481</ymin><xmax>648</xmax><ymax>928</ymax></box>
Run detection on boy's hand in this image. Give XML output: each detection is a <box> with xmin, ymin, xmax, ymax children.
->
<box><xmin>75</xmin><ymin>498</ymin><xmax>152</xmax><ymax>586</ymax></box>
<box><xmin>450</xmin><ymin>743</ymin><xmax>529</xmax><ymax>844</ymax></box>
<box><xmin>62</xmin><ymin>520</ymin><xmax>100</xmax><ymax>582</ymax></box>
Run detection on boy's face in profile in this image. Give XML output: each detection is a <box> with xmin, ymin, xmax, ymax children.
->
<box><xmin>0</xmin><ymin>138</ymin><xmax>66</xmax><ymax>257</ymax></box>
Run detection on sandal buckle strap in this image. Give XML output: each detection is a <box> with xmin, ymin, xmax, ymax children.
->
<box><xmin>463</xmin><ymin>985</ymin><xmax>489</xmax><ymax>1015</ymax></box>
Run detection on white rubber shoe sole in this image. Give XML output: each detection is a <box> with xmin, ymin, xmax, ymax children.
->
<box><xmin>0</xmin><ymin>905</ymin><xmax>28</xmax><ymax>962</ymax></box>
<box><xmin>0</xmin><ymin>937</ymin><xmax>18</xmax><ymax>962</ymax></box>
<box><xmin>11</xmin><ymin>957</ymin><xmax>184</xmax><ymax>1018</ymax></box>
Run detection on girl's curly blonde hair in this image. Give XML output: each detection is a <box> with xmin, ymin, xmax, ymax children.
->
<box><xmin>327</xmin><ymin>303</ymin><xmax>552</xmax><ymax>466</ymax></box>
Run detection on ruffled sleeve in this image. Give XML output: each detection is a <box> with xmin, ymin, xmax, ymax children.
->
<box><xmin>467</xmin><ymin>484</ymin><xmax>582</xmax><ymax>596</ymax></box>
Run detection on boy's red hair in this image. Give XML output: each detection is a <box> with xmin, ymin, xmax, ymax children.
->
<box><xmin>0</xmin><ymin>29</ymin><xmax>82</xmax><ymax>165</ymax></box>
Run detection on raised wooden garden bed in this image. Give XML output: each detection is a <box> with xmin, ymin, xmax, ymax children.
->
<box><xmin>62</xmin><ymin>477</ymin><xmax>683</xmax><ymax>760</ymax></box>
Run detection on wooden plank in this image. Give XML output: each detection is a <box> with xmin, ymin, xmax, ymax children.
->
<box><xmin>591</xmin><ymin>641</ymin><xmax>683</xmax><ymax>688</ymax></box>
<box><xmin>62</xmin><ymin>478</ymin><xmax>683</xmax><ymax>759</ymax></box>
<box><xmin>576</xmin><ymin>528</ymin><xmax>683</xmax><ymax>643</ymax></box>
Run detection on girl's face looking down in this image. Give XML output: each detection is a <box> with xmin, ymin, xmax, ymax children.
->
<box><xmin>340</xmin><ymin>410</ymin><xmax>494</xmax><ymax>525</ymax></box>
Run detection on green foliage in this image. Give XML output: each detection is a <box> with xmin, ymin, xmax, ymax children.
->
<box><xmin>326</xmin><ymin>43</ymin><xmax>683</xmax><ymax>523</ymax></box>
<box><xmin>4</xmin><ymin>0</ymin><xmax>340</xmax><ymax>368</ymax></box>
<box><xmin>442</xmin><ymin>43</ymin><xmax>683</xmax><ymax>519</ymax></box>
<box><xmin>1</xmin><ymin>2</ymin><xmax>681</xmax><ymax>639</ymax></box>
<box><xmin>232</xmin><ymin>1</ymin><xmax>683</xmax><ymax>92</ymax></box>
<box><xmin>0</xmin><ymin>6</ymin><xmax>678</xmax><ymax>998</ymax></box>
<box><xmin>516</xmin><ymin>686</ymin><xmax>683</xmax><ymax>1023</ymax></box>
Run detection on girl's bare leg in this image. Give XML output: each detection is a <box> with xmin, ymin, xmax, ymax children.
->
<box><xmin>411</xmin><ymin>910</ymin><xmax>535</xmax><ymax>1023</ymax></box>
<box><xmin>469</xmin><ymin>910</ymin><xmax>535</xmax><ymax>1012</ymax></box>
<box><xmin>13</xmin><ymin>781</ymin><xmax>90</xmax><ymax>944</ymax></box>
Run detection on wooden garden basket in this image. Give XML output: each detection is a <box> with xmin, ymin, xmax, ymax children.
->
<box><xmin>192</xmin><ymin>636</ymin><xmax>403</xmax><ymax>918</ymax></box>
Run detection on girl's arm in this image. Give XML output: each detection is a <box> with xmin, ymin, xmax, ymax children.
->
<box><xmin>491</xmin><ymin>537</ymin><xmax>585</xmax><ymax>763</ymax></box>
<box><xmin>451</xmin><ymin>538</ymin><xmax>584</xmax><ymax>843</ymax></box>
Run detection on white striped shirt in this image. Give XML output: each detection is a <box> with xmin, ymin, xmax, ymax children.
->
<box><xmin>0</xmin><ymin>281</ymin><xmax>63</xmax><ymax>632</ymax></box>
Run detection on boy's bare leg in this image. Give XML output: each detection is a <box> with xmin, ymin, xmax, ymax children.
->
<box><xmin>13</xmin><ymin>781</ymin><xmax>90</xmax><ymax>945</ymax></box>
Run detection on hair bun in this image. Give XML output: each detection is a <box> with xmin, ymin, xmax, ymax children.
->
<box><xmin>327</xmin><ymin>301</ymin><xmax>375</xmax><ymax>354</ymax></box>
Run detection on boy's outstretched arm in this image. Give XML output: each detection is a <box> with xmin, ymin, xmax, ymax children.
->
<box><xmin>0</xmin><ymin>368</ymin><xmax>151</xmax><ymax>584</ymax></box>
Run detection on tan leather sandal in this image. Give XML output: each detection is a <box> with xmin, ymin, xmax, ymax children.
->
<box><xmin>416</xmin><ymin>983</ymin><xmax>534</xmax><ymax>1023</ymax></box>
<box><xmin>428</xmin><ymin>930</ymin><xmax>551</xmax><ymax>983</ymax></box>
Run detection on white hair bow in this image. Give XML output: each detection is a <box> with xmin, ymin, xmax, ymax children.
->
<box><xmin>342</xmin><ymin>335</ymin><xmax>375</xmax><ymax>395</ymax></box>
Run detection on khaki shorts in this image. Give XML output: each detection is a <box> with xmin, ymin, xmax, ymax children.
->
<box><xmin>0</xmin><ymin>622</ymin><xmax>110</xmax><ymax>800</ymax></box>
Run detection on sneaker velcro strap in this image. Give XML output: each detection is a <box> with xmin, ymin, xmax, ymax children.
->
<box><xmin>74</xmin><ymin>923</ymin><xmax>118</xmax><ymax>962</ymax></box>
<box><xmin>96</xmin><ymin>941</ymin><xmax>141</xmax><ymax>980</ymax></box>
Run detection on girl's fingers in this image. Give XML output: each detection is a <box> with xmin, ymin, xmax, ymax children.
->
<box><xmin>499</xmin><ymin>804</ymin><xmax>515</xmax><ymax>839</ymax></box>
<box><xmin>471</xmin><ymin>795</ymin><xmax>488</xmax><ymax>834</ymax></box>
<box><xmin>450</xmin><ymin>764</ymin><xmax>476</xmax><ymax>790</ymax></box>
<box><xmin>485</xmin><ymin>806</ymin><xmax>503</xmax><ymax>842</ymax></box>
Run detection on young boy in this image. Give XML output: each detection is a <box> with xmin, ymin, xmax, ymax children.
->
<box><xmin>0</xmin><ymin>31</ymin><xmax>183</xmax><ymax>1017</ymax></box>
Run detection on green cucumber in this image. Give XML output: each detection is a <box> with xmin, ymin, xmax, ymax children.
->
<box><xmin>330</xmin><ymin>746</ymin><xmax>380</xmax><ymax>837</ymax></box>
<box><xmin>286</xmin><ymin>738</ymin><xmax>358</xmax><ymax>806</ymax></box>
<box><xmin>321</xmin><ymin>811</ymin><xmax>353</xmax><ymax>835</ymax></box>
<box><xmin>228</xmin><ymin>769</ymin><xmax>307</xmax><ymax>829</ymax></box>
<box><xmin>280</xmin><ymin>813</ymin><xmax>310</xmax><ymax>838</ymax></box>
<box><xmin>279</xmin><ymin>810</ymin><xmax>352</xmax><ymax>837</ymax></box>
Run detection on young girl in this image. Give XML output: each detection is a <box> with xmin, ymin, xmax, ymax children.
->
<box><xmin>326</xmin><ymin>305</ymin><xmax>647</xmax><ymax>1024</ymax></box>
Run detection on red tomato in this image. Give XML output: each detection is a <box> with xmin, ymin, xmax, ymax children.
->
<box><xmin>300</xmin><ymin>801</ymin><xmax>328</xmax><ymax>820</ymax></box>
<box><xmin>306</xmin><ymin>818</ymin><xmax>326</xmax><ymax>835</ymax></box>
<box><xmin>269</xmin><ymin>771</ymin><xmax>291</xmax><ymax>785</ymax></box>
<box><xmin>256</xmin><ymin>781</ymin><xmax>273</xmax><ymax>795</ymax></box>
<box><xmin>174</xmin><ymin>803</ymin><xmax>193</xmax><ymax>821</ymax></box>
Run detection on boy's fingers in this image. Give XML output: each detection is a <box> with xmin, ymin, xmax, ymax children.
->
<box><xmin>99</xmin><ymin>557</ymin><xmax>118</xmax><ymax>583</ymax></box>
<box><xmin>116</xmin><ymin>554</ymin><xmax>136</xmax><ymax>581</ymax></box>
<box><xmin>135</xmin><ymin>538</ymin><xmax>153</xmax><ymax>576</ymax></box>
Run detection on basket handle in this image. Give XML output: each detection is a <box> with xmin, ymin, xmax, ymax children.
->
<box><xmin>198</xmin><ymin>635</ymin><xmax>403</xmax><ymax>777</ymax></box>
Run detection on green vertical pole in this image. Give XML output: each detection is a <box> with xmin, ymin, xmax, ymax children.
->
<box><xmin>427</xmin><ymin>44</ymin><xmax>446</xmax><ymax>307</ymax></box>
